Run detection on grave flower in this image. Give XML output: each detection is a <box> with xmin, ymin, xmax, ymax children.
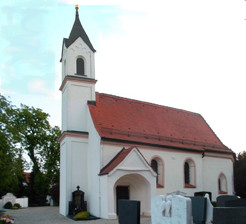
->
<box><xmin>0</xmin><ymin>214</ymin><xmax>14</xmax><ymax>224</ymax></box>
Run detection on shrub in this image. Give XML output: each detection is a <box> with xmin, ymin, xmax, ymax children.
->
<box><xmin>12</xmin><ymin>203</ymin><xmax>21</xmax><ymax>209</ymax></box>
<box><xmin>74</xmin><ymin>211</ymin><xmax>90</xmax><ymax>220</ymax></box>
<box><xmin>3</xmin><ymin>202</ymin><xmax>12</xmax><ymax>209</ymax></box>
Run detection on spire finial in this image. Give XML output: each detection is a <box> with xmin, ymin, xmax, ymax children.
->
<box><xmin>75</xmin><ymin>4</ymin><xmax>79</xmax><ymax>17</ymax></box>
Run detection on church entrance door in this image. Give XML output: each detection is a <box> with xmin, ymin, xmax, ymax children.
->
<box><xmin>116</xmin><ymin>186</ymin><xmax>129</xmax><ymax>214</ymax></box>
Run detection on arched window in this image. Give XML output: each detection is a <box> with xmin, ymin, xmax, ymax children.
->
<box><xmin>218</xmin><ymin>173</ymin><xmax>227</xmax><ymax>194</ymax></box>
<box><xmin>151</xmin><ymin>159</ymin><xmax>158</xmax><ymax>184</ymax></box>
<box><xmin>184</xmin><ymin>159</ymin><xmax>196</xmax><ymax>188</ymax></box>
<box><xmin>76</xmin><ymin>58</ymin><xmax>85</xmax><ymax>75</ymax></box>
<box><xmin>150</xmin><ymin>157</ymin><xmax>164</xmax><ymax>188</ymax></box>
<box><xmin>184</xmin><ymin>162</ymin><xmax>190</xmax><ymax>184</ymax></box>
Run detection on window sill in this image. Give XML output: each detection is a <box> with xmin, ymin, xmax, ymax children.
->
<box><xmin>157</xmin><ymin>184</ymin><xmax>164</xmax><ymax>188</ymax></box>
<box><xmin>184</xmin><ymin>184</ymin><xmax>196</xmax><ymax>188</ymax></box>
<box><xmin>74</xmin><ymin>73</ymin><xmax>87</xmax><ymax>77</ymax></box>
<box><xmin>219</xmin><ymin>190</ymin><xmax>227</xmax><ymax>194</ymax></box>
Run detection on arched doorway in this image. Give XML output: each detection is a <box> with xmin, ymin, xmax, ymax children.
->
<box><xmin>114</xmin><ymin>174</ymin><xmax>151</xmax><ymax>216</ymax></box>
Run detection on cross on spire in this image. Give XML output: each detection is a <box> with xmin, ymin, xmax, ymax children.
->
<box><xmin>75</xmin><ymin>4</ymin><xmax>79</xmax><ymax>18</ymax></box>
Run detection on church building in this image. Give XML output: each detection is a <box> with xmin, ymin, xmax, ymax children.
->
<box><xmin>59</xmin><ymin>6</ymin><xmax>234</xmax><ymax>219</ymax></box>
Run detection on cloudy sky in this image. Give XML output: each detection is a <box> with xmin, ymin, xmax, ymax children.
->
<box><xmin>0</xmin><ymin>0</ymin><xmax>245</xmax><ymax>154</ymax></box>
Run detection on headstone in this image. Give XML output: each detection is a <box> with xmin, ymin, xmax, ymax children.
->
<box><xmin>225</xmin><ymin>198</ymin><xmax>246</xmax><ymax>207</ymax></box>
<box><xmin>2</xmin><ymin>193</ymin><xmax>16</xmax><ymax>207</ymax></box>
<box><xmin>168</xmin><ymin>190</ymin><xmax>187</xmax><ymax>197</ymax></box>
<box><xmin>195</xmin><ymin>191</ymin><xmax>212</xmax><ymax>202</ymax></box>
<box><xmin>68</xmin><ymin>186</ymin><xmax>87</xmax><ymax>215</ymax></box>
<box><xmin>216</xmin><ymin>195</ymin><xmax>239</xmax><ymax>207</ymax></box>
<box><xmin>213</xmin><ymin>207</ymin><xmax>246</xmax><ymax>224</ymax></box>
<box><xmin>189</xmin><ymin>196</ymin><xmax>207</xmax><ymax>224</ymax></box>
<box><xmin>118</xmin><ymin>200</ymin><xmax>140</xmax><ymax>224</ymax></box>
<box><xmin>151</xmin><ymin>195</ymin><xmax>192</xmax><ymax>224</ymax></box>
<box><xmin>205</xmin><ymin>194</ymin><xmax>213</xmax><ymax>224</ymax></box>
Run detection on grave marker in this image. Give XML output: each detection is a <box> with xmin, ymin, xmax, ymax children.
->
<box><xmin>151</xmin><ymin>195</ymin><xmax>192</xmax><ymax>224</ymax></box>
<box><xmin>118</xmin><ymin>200</ymin><xmax>140</xmax><ymax>224</ymax></box>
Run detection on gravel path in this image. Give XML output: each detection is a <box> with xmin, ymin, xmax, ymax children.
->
<box><xmin>4</xmin><ymin>207</ymin><xmax>151</xmax><ymax>224</ymax></box>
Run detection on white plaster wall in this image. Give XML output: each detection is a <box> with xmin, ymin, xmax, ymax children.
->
<box><xmin>62</xmin><ymin>38</ymin><xmax>95</xmax><ymax>79</ymax></box>
<box><xmin>59</xmin><ymin>141</ymin><xmax>67</xmax><ymax>215</ymax></box>
<box><xmin>59</xmin><ymin>137</ymin><xmax>88</xmax><ymax>216</ymax></box>
<box><xmin>99</xmin><ymin>175</ymin><xmax>109</xmax><ymax>218</ymax></box>
<box><xmin>86</xmin><ymin>111</ymin><xmax>102</xmax><ymax>217</ymax></box>
<box><xmin>202</xmin><ymin>156</ymin><xmax>234</xmax><ymax>201</ymax></box>
<box><xmin>62</xmin><ymin>46</ymin><xmax>67</xmax><ymax>81</ymax></box>
<box><xmin>101</xmin><ymin>143</ymin><xmax>234</xmax><ymax>201</ymax></box>
<box><xmin>61</xmin><ymin>81</ymin><xmax>95</xmax><ymax>132</ymax></box>
<box><xmin>101</xmin><ymin>143</ymin><xmax>125</xmax><ymax>168</ymax></box>
<box><xmin>0</xmin><ymin>198</ymin><xmax>28</xmax><ymax>209</ymax></box>
<box><xmin>15</xmin><ymin>198</ymin><xmax>28</xmax><ymax>208</ymax></box>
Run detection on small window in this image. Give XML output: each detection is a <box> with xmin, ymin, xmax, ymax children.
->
<box><xmin>218</xmin><ymin>173</ymin><xmax>227</xmax><ymax>194</ymax></box>
<box><xmin>184</xmin><ymin>159</ymin><xmax>196</xmax><ymax>188</ymax></box>
<box><xmin>151</xmin><ymin>159</ymin><xmax>158</xmax><ymax>184</ymax></box>
<box><xmin>76</xmin><ymin>58</ymin><xmax>84</xmax><ymax>75</ymax></box>
<box><xmin>150</xmin><ymin>157</ymin><xmax>164</xmax><ymax>188</ymax></box>
<box><xmin>184</xmin><ymin>162</ymin><xmax>190</xmax><ymax>184</ymax></box>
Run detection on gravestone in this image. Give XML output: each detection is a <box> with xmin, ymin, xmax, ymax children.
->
<box><xmin>151</xmin><ymin>194</ymin><xmax>192</xmax><ymax>224</ymax></box>
<box><xmin>2</xmin><ymin>193</ymin><xmax>16</xmax><ymax>207</ymax></box>
<box><xmin>68</xmin><ymin>186</ymin><xmax>87</xmax><ymax>215</ymax></box>
<box><xmin>225</xmin><ymin>198</ymin><xmax>246</xmax><ymax>207</ymax></box>
<box><xmin>213</xmin><ymin>207</ymin><xmax>246</xmax><ymax>224</ymax></box>
<box><xmin>168</xmin><ymin>190</ymin><xmax>187</xmax><ymax>197</ymax></box>
<box><xmin>195</xmin><ymin>191</ymin><xmax>212</xmax><ymax>202</ymax></box>
<box><xmin>189</xmin><ymin>196</ymin><xmax>207</xmax><ymax>224</ymax></box>
<box><xmin>118</xmin><ymin>200</ymin><xmax>140</xmax><ymax>224</ymax></box>
<box><xmin>216</xmin><ymin>195</ymin><xmax>239</xmax><ymax>207</ymax></box>
<box><xmin>205</xmin><ymin>194</ymin><xmax>213</xmax><ymax>224</ymax></box>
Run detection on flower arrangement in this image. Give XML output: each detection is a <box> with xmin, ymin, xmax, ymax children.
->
<box><xmin>0</xmin><ymin>215</ymin><xmax>14</xmax><ymax>224</ymax></box>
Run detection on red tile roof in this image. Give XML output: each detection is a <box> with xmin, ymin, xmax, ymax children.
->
<box><xmin>24</xmin><ymin>172</ymin><xmax>30</xmax><ymax>184</ymax></box>
<box><xmin>89</xmin><ymin>93</ymin><xmax>232</xmax><ymax>154</ymax></box>
<box><xmin>100</xmin><ymin>146</ymin><xmax>134</xmax><ymax>175</ymax></box>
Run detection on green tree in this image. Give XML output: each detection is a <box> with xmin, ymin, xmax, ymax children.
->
<box><xmin>0</xmin><ymin>94</ymin><xmax>61</xmax><ymax>203</ymax></box>
<box><xmin>0</xmin><ymin>95</ymin><xmax>24</xmax><ymax>197</ymax></box>
<box><xmin>14</xmin><ymin>104</ymin><xmax>61</xmax><ymax>204</ymax></box>
<box><xmin>234</xmin><ymin>151</ymin><xmax>246</xmax><ymax>198</ymax></box>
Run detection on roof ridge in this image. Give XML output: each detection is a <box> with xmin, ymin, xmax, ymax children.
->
<box><xmin>96</xmin><ymin>92</ymin><xmax>201</xmax><ymax>116</ymax></box>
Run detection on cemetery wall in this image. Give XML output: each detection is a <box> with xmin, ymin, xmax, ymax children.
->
<box><xmin>0</xmin><ymin>197</ymin><xmax>28</xmax><ymax>209</ymax></box>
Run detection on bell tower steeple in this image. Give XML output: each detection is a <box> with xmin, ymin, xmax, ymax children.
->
<box><xmin>60</xmin><ymin>5</ymin><xmax>96</xmax><ymax>133</ymax></box>
<box><xmin>60</xmin><ymin>5</ymin><xmax>96</xmax><ymax>81</ymax></box>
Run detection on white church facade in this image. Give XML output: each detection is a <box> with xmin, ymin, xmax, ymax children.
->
<box><xmin>59</xmin><ymin>6</ymin><xmax>234</xmax><ymax>219</ymax></box>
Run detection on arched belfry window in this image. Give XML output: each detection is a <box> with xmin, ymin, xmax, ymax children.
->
<box><xmin>184</xmin><ymin>159</ymin><xmax>196</xmax><ymax>188</ymax></box>
<box><xmin>76</xmin><ymin>58</ymin><xmax>85</xmax><ymax>75</ymax></box>
<box><xmin>218</xmin><ymin>173</ymin><xmax>227</xmax><ymax>194</ymax></box>
<box><xmin>150</xmin><ymin>157</ymin><xmax>164</xmax><ymax>188</ymax></box>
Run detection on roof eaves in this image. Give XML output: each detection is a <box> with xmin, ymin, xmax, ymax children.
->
<box><xmin>99</xmin><ymin>147</ymin><xmax>127</xmax><ymax>175</ymax></box>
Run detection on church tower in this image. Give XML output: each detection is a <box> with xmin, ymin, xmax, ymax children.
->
<box><xmin>60</xmin><ymin>4</ymin><xmax>96</xmax><ymax>133</ymax></box>
<box><xmin>59</xmin><ymin>5</ymin><xmax>96</xmax><ymax>216</ymax></box>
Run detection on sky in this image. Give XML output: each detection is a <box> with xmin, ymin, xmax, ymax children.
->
<box><xmin>0</xmin><ymin>0</ymin><xmax>246</xmax><ymax>154</ymax></box>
